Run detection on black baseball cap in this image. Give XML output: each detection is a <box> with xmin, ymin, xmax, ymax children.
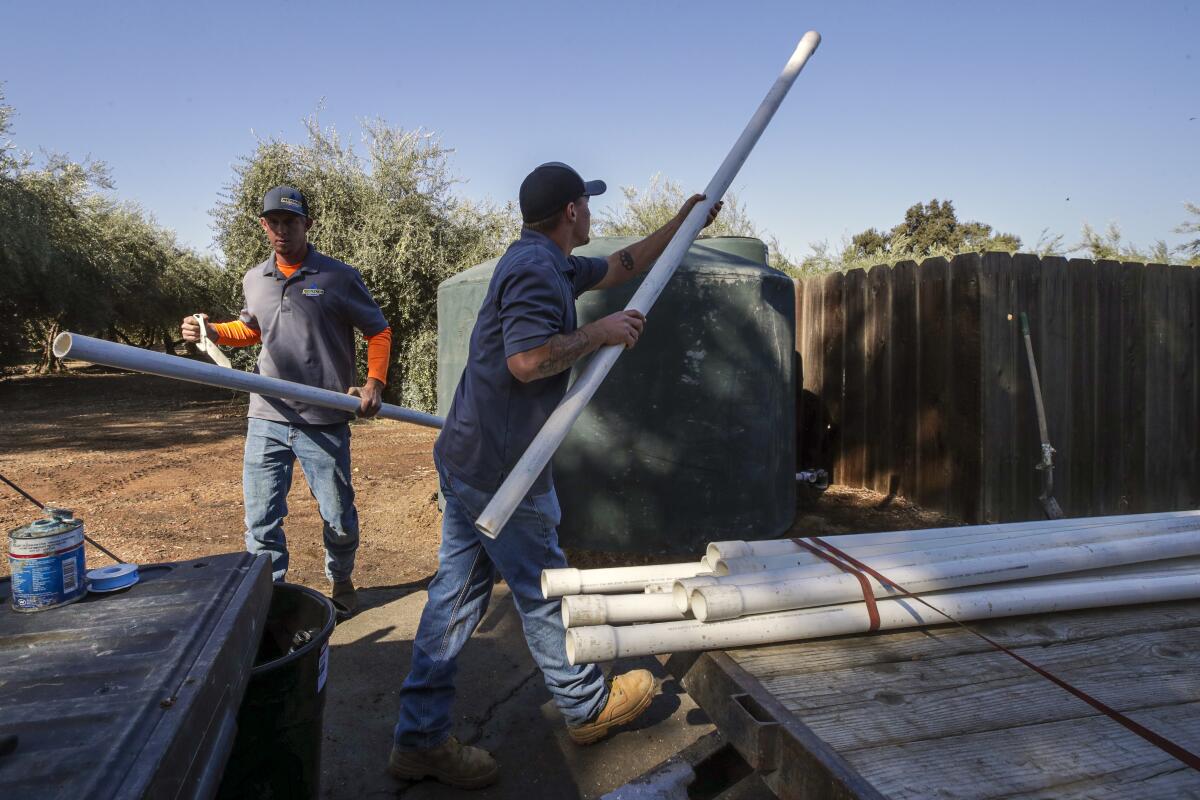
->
<box><xmin>519</xmin><ymin>162</ymin><xmax>606</xmax><ymax>223</ymax></box>
<box><xmin>260</xmin><ymin>185</ymin><xmax>309</xmax><ymax>218</ymax></box>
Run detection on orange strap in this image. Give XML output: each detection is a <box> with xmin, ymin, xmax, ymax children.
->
<box><xmin>793</xmin><ymin>537</ymin><xmax>881</xmax><ymax>631</ymax></box>
<box><xmin>808</xmin><ymin>536</ymin><xmax>1200</xmax><ymax>772</ymax></box>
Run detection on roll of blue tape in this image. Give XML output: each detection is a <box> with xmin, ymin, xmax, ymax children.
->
<box><xmin>87</xmin><ymin>563</ymin><xmax>139</xmax><ymax>593</ymax></box>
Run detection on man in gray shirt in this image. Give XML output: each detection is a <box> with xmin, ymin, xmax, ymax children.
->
<box><xmin>182</xmin><ymin>185</ymin><xmax>390</xmax><ymax>619</ymax></box>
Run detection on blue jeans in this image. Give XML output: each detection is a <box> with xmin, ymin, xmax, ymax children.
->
<box><xmin>393</xmin><ymin>462</ymin><xmax>608</xmax><ymax>750</ymax></box>
<box><xmin>242</xmin><ymin>417</ymin><xmax>359</xmax><ymax>583</ymax></box>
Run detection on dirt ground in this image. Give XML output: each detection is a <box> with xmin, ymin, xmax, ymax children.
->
<box><xmin>1</xmin><ymin>366</ymin><xmax>963</xmax><ymax>798</ymax></box>
<box><xmin>1</xmin><ymin>367</ymin><xmax>958</xmax><ymax>588</ymax></box>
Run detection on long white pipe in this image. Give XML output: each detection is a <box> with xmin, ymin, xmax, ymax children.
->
<box><xmin>714</xmin><ymin>516</ymin><xmax>1200</xmax><ymax>575</ymax></box>
<box><xmin>566</xmin><ymin>565</ymin><xmax>1200</xmax><ymax>664</ymax></box>
<box><xmin>675</xmin><ymin>520</ymin><xmax>1200</xmax><ymax>611</ymax></box>
<box><xmin>53</xmin><ymin>332</ymin><xmax>443</xmax><ymax>429</ymax></box>
<box><xmin>692</xmin><ymin>532</ymin><xmax>1200</xmax><ymax>621</ymax></box>
<box><xmin>706</xmin><ymin>510</ymin><xmax>1200</xmax><ymax>562</ymax></box>
<box><xmin>475</xmin><ymin>31</ymin><xmax>823</xmax><ymax>539</ymax></box>
<box><xmin>562</xmin><ymin>592</ymin><xmax>689</xmax><ymax>627</ymax></box>
<box><xmin>541</xmin><ymin>561</ymin><xmax>710</xmax><ymax>598</ymax></box>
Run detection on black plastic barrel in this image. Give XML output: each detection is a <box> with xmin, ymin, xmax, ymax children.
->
<box><xmin>217</xmin><ymin>582</ymin><xmax>335</xmax><ymax>800</ymax></box>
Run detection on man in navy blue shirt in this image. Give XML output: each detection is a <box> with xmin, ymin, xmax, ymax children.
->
<box><xmin>389</xmin><ymin>162</ymin><xmax>721</xmax><ymax>789</ymax></box>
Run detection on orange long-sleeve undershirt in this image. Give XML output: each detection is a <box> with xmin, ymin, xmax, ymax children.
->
<box><xmin>211</xmin><ymin>260</ymin><xmax>392</xmax><ymax>384</ymax></box>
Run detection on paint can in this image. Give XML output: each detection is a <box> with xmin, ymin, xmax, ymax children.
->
<box><xmin>7</xmin><ymin>507</ymin><xmax>87</xmax><ymax>612</ymax></box>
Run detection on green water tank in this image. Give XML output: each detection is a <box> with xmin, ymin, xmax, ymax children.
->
<box><xmin>436</xmin><ymin>236</ymin><xmax>796</xmax><ymax>554</ymax></box>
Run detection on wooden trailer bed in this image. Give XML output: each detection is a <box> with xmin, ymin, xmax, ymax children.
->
<box><xmin>666</xmin><ymin>599</ymin><xmax>1200</xmax><ymax>799</ymax></box>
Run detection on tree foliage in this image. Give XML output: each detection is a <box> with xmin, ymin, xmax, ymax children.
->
<box><xmin>211</xmin><ymin>116</ymin><xmax>519</xmax><ymax>409</ymax></box>
<box><xmin>0</xmin><ymin>89</ymin><xmax>223</xmax><ymax>370</ymax></box>
<box><xmin>1072</xmin><ymin>221</ymin><xmax>1173</xmax><ymax>263</ymax></box>
<box><xmin>849</xmin><ymin>199</ymin><xmax>1021</xmax><ymax>260</ymax></box>
<box><xmin>1174</xmin><ymin>202</ymin><xmax>1200</xmax><ymax>263</ymax></box>
<box><xmin>594</xmin><ymin>174</ymin><xmax>799</xmax><ymax>275</ymax></box>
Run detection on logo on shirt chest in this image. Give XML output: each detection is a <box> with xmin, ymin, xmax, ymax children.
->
<box><xmin>301</xmin><ymin>282</ymin><xmax>325</xmax><ymax>298</ymax></box>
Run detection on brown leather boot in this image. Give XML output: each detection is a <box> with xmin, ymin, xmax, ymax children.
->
<box><xmin>330</xmin><ymin>579</ymin><xmax>357</xmax><ymax>621</ymax></box>
<box><xmin>568</xmin><ymin>669</ymin><xmax>656</xmax><ymax>745</ymax></box>
<box><xmin>387</xmin><ymin>736</ymin><xmax>499</xmax><ymax>789</ymax></box>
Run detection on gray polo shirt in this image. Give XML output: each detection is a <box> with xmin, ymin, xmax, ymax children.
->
<box><xmin>435</xmin><ymin>229</ymin><xmax>609</xmax><ymax>495</ymax></box>
<box><xmin>239</xmin><ymin>245</ymin><xmax>388</xmax><ymax>425</ymax></box>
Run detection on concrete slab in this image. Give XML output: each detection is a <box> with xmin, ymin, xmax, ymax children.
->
<box><xmin>320</xmin><ymin>581</ymin><xmax>715</xmax><ymax>799</ymax></box>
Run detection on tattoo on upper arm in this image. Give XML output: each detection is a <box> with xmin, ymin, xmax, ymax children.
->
<box><xmin>534</xmin><ymin>328</ymin><xmax>593</xmax><ymax>378</ymax></box>
<box><xmin>619</xmin><ymin>250</ymin><xmax>635</xmax><ymax>271</ymax></box>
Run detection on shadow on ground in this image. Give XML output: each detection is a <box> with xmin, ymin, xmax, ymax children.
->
<box><xmin>322</xmin><ymin>583</ymin><xmax>713</xmax><ymax>800</ymax></box>
<box><xmin>0</xmin><ymin>370</ymin><xmax>247</xmax><ymax>454</ymax></box>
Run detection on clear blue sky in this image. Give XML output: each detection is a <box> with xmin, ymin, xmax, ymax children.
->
<box><xmin>2</xmin><ymin>0</ymin><xmax>1196</xmax><ymax>262</ymax></box>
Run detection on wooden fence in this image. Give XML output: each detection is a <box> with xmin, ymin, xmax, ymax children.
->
<box><xmin>796</xmin><ymin>253</ymin><xmax>1199</xmax><ymax>523</ymax></box>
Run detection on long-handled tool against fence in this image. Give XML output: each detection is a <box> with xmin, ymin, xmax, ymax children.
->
<box><xmin>1019</xmin><ymin>312</ymin><xmax>1064</xmax><ymax>520</ymax></box>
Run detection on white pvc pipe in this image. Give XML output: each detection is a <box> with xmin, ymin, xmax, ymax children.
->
<box><xmin>706</xmin><ymin>510</ymin><xmax>1200</xmax><ymax>562</ymax></box>
<box><xmin>53</xmin><ymin>332</ymin><xmax>443</xmax><ymax>429</ymax></box>
<box><xmin>475</xmin><ymin>31</ymin><xmax>823</xmax><ymax>539</ymax></box>
<box><xmin>692</xmin><ymin>532</ymin><xmax>1200</xmax><ymax>621</ymax></box>
<box><xmin>675</xmin><ymin>519</ymin><xmax>1200</xmax><ymax>611</ymax></box>
<box><xmin>541</xmin><ymin>561</ymin><xmax>710</xmax><ymax>599</ymax></box>
<box><xmin>566</xmin><ymin>565</ymin><xmax>1200</xmax><ymax>664</ymax></box>
<box><xmin>714</xmin><ymin>516</ymin><xmax>1200</xmax><ymax>575</ymax></box>
<box><xmin>562</xmin><ymin>592</ymin><xmax>689</xmax><ymax>627</ymax></box>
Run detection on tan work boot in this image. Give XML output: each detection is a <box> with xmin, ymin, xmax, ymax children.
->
<box><xmin>387</xmin><ymin>736</ymin><xmax>499</xmax><ymax>789</ymax></box>
<box><xmin>568</xmin><ymin>669</ymin><xmax>656</xmax><ymax>745</ymax></box>
<box><xmin>330</xmin><ymin>579</ymin><xmax>357</xmax><ymax>621</ymax></box>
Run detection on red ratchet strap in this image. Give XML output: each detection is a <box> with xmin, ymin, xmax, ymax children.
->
<box><xmin>792</xmin><ymin>537</ymin><xmax>881</xmax><ymax>631</ymax></box>
<box><xmin>808</xmin><ymin>536</ymin><xmax>1200</xmax><ymax>772</ymax></box>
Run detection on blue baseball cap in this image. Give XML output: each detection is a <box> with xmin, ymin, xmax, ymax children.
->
<box><xmin>260</xmin><ymin>185</ymin><xmax>310</xmax><ymax>218</ymax></box>
<box><xmin>519</xmin><ymin>162</ymin><xmax>606</xmax><ymax>223</ymax></box>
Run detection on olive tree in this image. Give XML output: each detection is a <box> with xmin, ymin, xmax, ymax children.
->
<box><xmin>212</xmin><ymin>116</ymin><xmax>519</xmax><ymax>410</ymax></box>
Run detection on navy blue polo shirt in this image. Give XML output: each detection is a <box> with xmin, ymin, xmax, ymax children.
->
<box><xmin>435</xmin><ymin>229</ymin><xmax>609</xmax><ymax>495</ymax></box>
<box><xmin>240</xmin><ymin>245</ymin><xmax>388</xmax><ymax>425</ymax></box>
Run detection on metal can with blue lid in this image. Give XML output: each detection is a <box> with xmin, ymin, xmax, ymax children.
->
<box><xmin>7</xmin><ymin>507</ymin><xmax>87</xmax><ymax>612</ymax></box>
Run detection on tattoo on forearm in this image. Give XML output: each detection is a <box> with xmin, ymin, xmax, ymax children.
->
<box><xmin>619</xmin><ymin>249</ymin><xmax>635</xmax><ymax>271</ymax></box>
<box><xmin>535</xmin><ymin>328</ymin><xmax>593</xmax><ymax>378</ymax></box>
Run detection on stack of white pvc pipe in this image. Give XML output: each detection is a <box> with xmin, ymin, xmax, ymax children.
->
<box><xmin>544</xmin><ymin>512</ymin><xmax>1200</xmax><ymax>665</ymax></box>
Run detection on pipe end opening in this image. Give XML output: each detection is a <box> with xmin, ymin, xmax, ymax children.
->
<box><xmin>672</xmin><ymin>582</ymin><xmax>691</xmax><ymax>614</ymax></box>
<box><xmin>52</xmin><ymin>332</ymin><xmax>73</xmax><ymax>359</ymax></box>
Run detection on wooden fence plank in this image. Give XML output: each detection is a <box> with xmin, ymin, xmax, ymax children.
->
<box><xmin>1037</xmin><ymin>256</ymin><xmax>1072</xmax><ymax>517</ymax></box>
<box><xmin>1093</xmin><ymin>260</ymin><xmax>1123</xmax><ymax>515</ymax></box>
<box><xmin>1067</xmin><ymin>258</ymin><xmax>1098</xmax><ymax>518</ymax></box>
<box><xmin>1119</xmin><ymin>264</ymin><xmax>1147</xmax><ymax>513</ymax></box>
<box><xmin>948</xmin><ymin>253</ymin><xmax>983</xmax><ymax>522</ymax></box>
<box><xmin>890</xmin><ymin>261</ymin><xmax>919</xmax><ymax>503</ymax></box>
<box><xmin>841</xmin><ymin>268</ymin><xmax>868</xmax><ymax>488</ymax></box>
<box><xmin>800</xmin><ymin>276</ymin><xmax>827</xmax><ymax>472</ymax></box>
<box><xmin>1013</xmin><ymin>253</ymin><xmax>1043</xmax><ymax>520</ymax></box>
<box><xmin>865</xmin><ymin>265</ymin><xmax>894</xmax><ymax>495</ymax></box>
<box><xmin>1142</xmin><ymin>263</ymin><xmax>1171</xmax><ymax>511</ymax></box>
<box><xmin>981</xmin><ymin>252</ymin><xmax>1017</xmax><ymax>522</ymax></box>
<box><xmin>1193</xmin><ymin>266</ymin><xmax>1200</xmax><ymax>508</ymax></box>
<box><xmin>794</xmin><ymin>278</ymin><xmax>807</xmax><ymax>476</ymax></box>
<box><xmin>821</xmin><ymin>271</ymin><xmax>845</xmax><ymax>483</ymax></box>
<box><xmin>1167</xmin><ymin>264</ymin><xmax>1195</xmax><ymax>509</ymax></box>
<box><xmin>917</xmin><ymin>257</ymin><xmax>951</xmax><ymax>511</ymax></box>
